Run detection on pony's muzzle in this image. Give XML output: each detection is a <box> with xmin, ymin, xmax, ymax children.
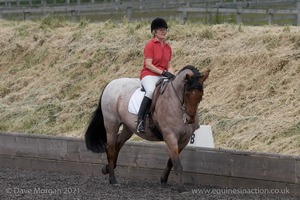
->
<box><xmin>183</xmin><ymin>113</ymin><xmax>195</xmax><ymax>124</ymax></box>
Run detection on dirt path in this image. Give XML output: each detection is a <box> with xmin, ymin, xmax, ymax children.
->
<box><xmin>0</xmin><ymin>167</ymin><xmax>297</xmax><ymax>200</ymax></box>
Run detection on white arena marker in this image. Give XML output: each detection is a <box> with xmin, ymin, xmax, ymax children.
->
<box><xmin>188</xmin><ymin>125</ymin><xmax>214</xmax><ymax>148</ymax></box>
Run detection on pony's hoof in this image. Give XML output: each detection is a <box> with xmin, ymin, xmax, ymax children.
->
<box><xmin>178</xmin><ymin>186</ymin><xmax>188</xmax><ymax>194</ymax></box>
<box><xmin>109</xmin><ymin>177</ymin><xmax>118</xmax><ymax>185</ymax></box>
<box><xmin>160</xmin><ymin>177</ymin><xmax>167</xmax><ymax>186</ymax></box>
<box><xmin>160</xmin><ymin>181</ymin><xmax>167</xmax><ymax>187</ymax></box>
<box><xmin>112</xmin><ymin>183</ymin><xmax>121</xmax><ymax>187</ymax></box>
<box><xmin>102</xmin><ymin>165</ymin><xmax>109</xmax><ymax>174</ymax></box>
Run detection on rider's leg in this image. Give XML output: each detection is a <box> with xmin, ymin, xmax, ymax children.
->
<box><xmin>136</xmin><ymin>76</ymin><xmax>160</xmax><ymax>133</ymax></box>
<box><xmin>136</xmin><ymin>96</ymin><xmax>152</xmax><ymax>132</ymax></box>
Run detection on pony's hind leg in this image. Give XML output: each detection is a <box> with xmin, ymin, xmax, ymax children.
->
<box><xmin>105</xmin><ymin>123</ymin><xmax>120</xmax><ymax>185</ymax></box>
<box><xmin>103</xmin><ymin>125</ymin><xmax>133</xmax><ymax>185</ymax></box>
<box><xmin>160</xmin><ymin>157</ymin><xmax>173</xmax><ymax>186</ymax></box>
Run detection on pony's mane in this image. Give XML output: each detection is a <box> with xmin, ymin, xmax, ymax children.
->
<box><xmin>178</xmin><ymin>65</ymin><xmax>203</xmax><ymax>91</ymax></box>
<box><xmin>178</xmin><ymin>65</ymin><xmax>201</xmax><ymax>76</ymax></box>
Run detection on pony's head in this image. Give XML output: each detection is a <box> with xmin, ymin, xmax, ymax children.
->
<box><xmin>178</xmin><ymin>65</ymin><xmax>210</xmax><ymax>124</ymax></box>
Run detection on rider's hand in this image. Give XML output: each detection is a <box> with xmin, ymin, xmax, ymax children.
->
<box><xmin>161</xmin><ymin>71</ymin><xmax>175</xmax><ymax>79</ymax></box>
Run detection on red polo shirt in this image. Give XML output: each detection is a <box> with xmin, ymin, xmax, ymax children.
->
<box><xmin>140</xmin><ymin>38</ymin><xmax>172</xmax><ymax>80</ymax></box>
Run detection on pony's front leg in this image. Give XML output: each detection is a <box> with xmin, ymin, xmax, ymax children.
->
<box><xmin>171</xmin><ymin>153</ymin><xmax>185</xmax><ymax>193</ymax></box>
<box><xmin>164</xmin><ymin>141</ymin><xmax>186</xmax><ymax>193</ymax></box>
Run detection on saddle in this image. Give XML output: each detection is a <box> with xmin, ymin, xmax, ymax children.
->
<box><xmin>128</xmin><ymin>78</ymin><xmax>170</xmax><ymax>140</ymax></box>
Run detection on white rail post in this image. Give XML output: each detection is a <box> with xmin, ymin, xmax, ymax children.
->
<box><xmin>179</xmin><ymin>3</ymin><xmax>188</xmax><ymax>23</ymax></box>
<box><xmin>23</xmin><ymin>12</ymin><xmax>27</xmax><ymax>20</ymax></box>
<box><xmin>41</xmin><ymin>0</ymin><xmax>46</xmax><ymax>15</ymax></box>
<box><xmin>126</xmin><ymin>6</ymin><xmax>132</xmax><ymax>22</ymax></box>
<box><xmin>268</xmin><ymin>9</ymin><xmax>274</xmax><ymax>25</ymax></box>
<box><xmin>296</xmin><ymin>2</ymin><xmax>300</xmax><ymax>26</ymax></box>
<box><xmin>41</xmin><ymin>0</ymin><xmax>46</xmax><ymax>6</ymax></box>
<box><xmin>206</xmin><ymin>2</ymin><xmax>212</xmax><ymax>24</ymax></box>
<box><xmin>236</xmin><ymin>6</ymin><xmax>242</xmax><ymax>24</ymax></box>
<box><xmin>7</xmin><ymin>0</ymin><xmax>11</xmax><ymax>8</ymax></box>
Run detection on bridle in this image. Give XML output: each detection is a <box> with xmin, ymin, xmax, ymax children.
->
<box><xmin>170</xmin><ymin>79</ymin><xmax>202</xmax><ymax>123</ymax></box>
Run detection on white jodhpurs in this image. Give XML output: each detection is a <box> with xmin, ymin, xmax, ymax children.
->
<box><xmin>141</xmin><ymin>75</ymin><xmax>161</xmax><ymax>99</ymax></box>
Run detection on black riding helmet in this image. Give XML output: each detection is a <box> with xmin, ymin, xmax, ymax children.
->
<box><xmin>151</xmin><ymin>17</ymin><xmax>168</xmax><ymax>32</ymax></box>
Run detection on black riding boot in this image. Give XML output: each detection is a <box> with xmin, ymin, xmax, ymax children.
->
<box><xmin>136</xmin><ymin>96</ymin><xmax>152</xmax><ymax>133</ymax></box>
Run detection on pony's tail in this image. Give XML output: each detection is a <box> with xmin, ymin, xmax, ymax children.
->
<box><xmin>85</xmin><ymin>90</ymin><xmax>107</xmax><ymax>153</ymax></box>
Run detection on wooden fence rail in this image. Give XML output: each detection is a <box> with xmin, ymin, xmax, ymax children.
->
<box><xmin>179</xmin><ymin>3</ymin><xmax>300</xmax><ymax>25</ymax></box>
<box><xmin>0</xmin><ymin>0</ymin><xmax>299</xmax><ymax>25</ymax></box>
<box><xmin>0</xmin><ymin>0</ymin><xmax>181</xmax><ymax>20</ymax></box>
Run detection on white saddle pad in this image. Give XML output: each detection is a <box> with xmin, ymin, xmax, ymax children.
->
<box><xmin>128</xmin><ymin>88</ymin><xmax>145</xmax><ymax>115</ymax></box>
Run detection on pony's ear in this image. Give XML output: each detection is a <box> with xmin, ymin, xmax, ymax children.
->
<box><xmin>199</xmin><ymin>69</ymin><xmax>210</xmax><ymax>84</ymax></box>
<box><xmin>185</xmin><ymin>74</ymin><xmax>193</xmax><ymax>82</ymax></box>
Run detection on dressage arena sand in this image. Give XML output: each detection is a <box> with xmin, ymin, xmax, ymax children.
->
<box><xmin>0</xmin><ymin>18</ymin><xmax>299</xmax><ymax>155</ymax></box>
<box><xmin>1</xmin><ymin>167</ymin><xmax>298</xmax><ymax>199</ymax></box>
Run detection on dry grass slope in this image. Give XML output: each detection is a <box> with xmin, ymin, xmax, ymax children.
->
<box><xmin>0</xmin><ymin>18</ymin><xmax>299</xmax><ymax>155</ymax></box>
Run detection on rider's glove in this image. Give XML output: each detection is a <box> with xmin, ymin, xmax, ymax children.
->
<box><xmin>161</xmin><ymin>71</ymin><xmax>175</xmax><ymax>79</ymax></box>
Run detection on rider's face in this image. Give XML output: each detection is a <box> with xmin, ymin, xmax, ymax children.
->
<box><xmin>155</xmin><ymin>28</ymin><xmax>167</xmax><ymax>40</ymax></box>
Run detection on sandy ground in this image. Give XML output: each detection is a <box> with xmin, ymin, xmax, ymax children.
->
<box><xmin>1</xmin><ymin>167</ymin><xmax>298</xmax><ymax>200</ymax></box>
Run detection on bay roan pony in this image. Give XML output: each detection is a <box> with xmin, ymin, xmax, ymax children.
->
<box><xmin>85</xmin><ymin>65</ymin><xmax>210</xmax><ymax>192</ymax></box>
